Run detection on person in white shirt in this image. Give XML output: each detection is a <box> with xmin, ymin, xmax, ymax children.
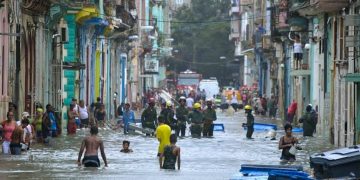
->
<box><xmin>72</xmin><ymin>98</ymin><xmax>82</xmax><ymax>128</ymax></box>
<box><xmin>72</xmin><ymin>98</ymin><xmax>79</xmax><ymax>112</ymax></box>
<box><xmin>186</xmin><ymin>96</ymin><xmax>194</xmax><ymax>110</ymax></box>
<box><xmin>78</xmin><ymin>100</ymin><xmax>89</xmax><ymax>128</ymax></box>
<box><xmin>289</xmin><ymin>33</ymin><xmax>303</xmax><ymax>70</ymax></box>
<box><xmin>20</xmin><ymin>112</ymin><xmax>34</xmax><ymax>151</ymax></box>
<box><xmin>230</xmin><ymin>92</ymin><xmax>239</xmax><ymax>112</ymax></box>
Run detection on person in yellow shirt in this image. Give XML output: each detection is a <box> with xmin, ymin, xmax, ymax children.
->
<box><xmin>155</xmin><ymin>115</ymin><xmax>171</xmax><ymax>158</ymax></box>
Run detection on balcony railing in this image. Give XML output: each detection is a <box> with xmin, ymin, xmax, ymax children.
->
<box><xmin>270</xmin><ymin>3</ymin><xmax>289</xmax><ymax>34</ymax></box>
<box><xmin>290</xmin><ymin>0</ymin><xmax>348</xmax><ymax>15</ymax></box>
<box><xmin>290</xmin><ymin>64</ymin><xmax>311</xmax><ymax>76</ymax></box>
<box><xmin>241</xmin><ymin>40</ymin><xmax>254</xmax><ymax>50</ymax></box>
<box><xmin>22</xmin><ymin>0</ymin><xmax>51</xmax><ymax>14</ymax></box>
<box><xmin>262</xmin><ymin>35</ymin><xmax>273</xmax><ymax>50</ymax></box>
<box><xmin>230</xmin><ymin>6</ymin><xmax>240</xmax><ymax>14</ymax></box>
<box><xmin>310</xmin><ymin>0</ymin><xmax>348</xmax><ymax>13</ymax></box>
<box><xmin>229</xmin><ymin>32</ymin><xmax>240</xmax><ymax>40</ymax></box>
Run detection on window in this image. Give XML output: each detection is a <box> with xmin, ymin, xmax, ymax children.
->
<box><xmin>339</xmin><ymin>18</ymin><xmax>344</xmax><ymax>60</ymax></box>
<box><xmin>178</xmin><ymin>78</ymin><xmax>199</xmax><ymax>86</ymax></box>
<box><xmin>1</xmin><ymin>45</ymin><xmax>4</xmax><ymax>95</ymax></box>
<box><xmin>176</xmin><ymin>0</ymin><xmax>184</xmax><ymax>5</ymax></box>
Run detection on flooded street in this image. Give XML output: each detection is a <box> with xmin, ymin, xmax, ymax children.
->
<box><xmin>0</xmin><ymin>111</ymin><xmax>333</xmax><ymax>179</ymax></box>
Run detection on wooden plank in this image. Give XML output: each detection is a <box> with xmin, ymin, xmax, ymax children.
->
<box><xmin>128</xmin><ymin>123</ymin><xmax>155</xmax><ymax>134</ymax></box>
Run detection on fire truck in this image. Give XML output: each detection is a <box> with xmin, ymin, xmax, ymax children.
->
<box><xmin>176</xmin><ymin>69</ymin><xmax>202</xmax><ymax>92</ymax></box>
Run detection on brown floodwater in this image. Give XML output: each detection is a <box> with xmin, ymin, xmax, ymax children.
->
<box><xmin>0</xmin><ymin>111</ymin><xmax>333</xmax><ymax>179</ymax></box>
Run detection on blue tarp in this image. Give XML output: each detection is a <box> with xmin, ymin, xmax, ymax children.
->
<box><xmin>240</xmin><ymin>164</ymin><xmax>303</xmax><ymax>176</ymax></box>
<box><xmin>83</xmin><ymin>17</ymin><xmax>109</xmax><ymax>26</ymax></box>
<box><xmin>243</xmin><ymin>123</ymin><xmax>277</xmax><ymax>131</ymax></box>
<box><xmin>268</xmin><ymin>170</ymin><xmax>313</xmax><ymax>180</ymax></box>
<box><xmin>234</xmin><ymin>164</ymin><xmax>312</xmax><ymax>180</ymax></box>
<box><xmin>213</xmin><ymin>123</ymin><xmax>225</xmax><ymax>132</ymax></box>
<box><xmin>292</xmin><ymin>127</ymin><xmax>304</xmax><ymax>133</ymax></box>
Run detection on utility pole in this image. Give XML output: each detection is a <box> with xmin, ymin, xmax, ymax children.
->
<box><xmin>15</xmin><ymin>24</ymin><xmax>21</xmax><ymax>113</ymax></box>
<box><xmin>192</xmin><ymin>31</ymin><xmax>196</xmax><ymax>70</ymax></box>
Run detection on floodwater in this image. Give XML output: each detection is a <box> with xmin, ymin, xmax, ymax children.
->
<box><xmin>0</xmin><ymin>111</ymin><xmax>333</xmax><ymax>179</ymax></box>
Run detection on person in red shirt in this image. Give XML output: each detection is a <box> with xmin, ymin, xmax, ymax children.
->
<box><xmin>287</xmin><ymin>100</ymin><xmax>297</xmax><ymax>124</ymax></box>
<box><xmin>1</xmin><ymin>111</ymin><xmax>17</xmax><ymax>154</ymax></box>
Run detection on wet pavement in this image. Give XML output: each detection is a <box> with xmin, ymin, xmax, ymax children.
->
<box><xmin>0</xmin><ymin>110</ymin><xmax>333</xmax><ymax>179</ymax></box>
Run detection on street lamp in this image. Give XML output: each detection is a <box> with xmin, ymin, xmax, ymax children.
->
<box><xmin>148</xmin><ymin>35</ymin><xmax>156</xmax><ymax>40</ymax></box>
<box><xmin>165</xmin><ymin>38</ymin><xmax>174</xmax><ymax>42</ymax></box>
<box><xmin>128</xmin><ymin>35</ymin><xmax>139</xmax><ymax>41</ymax></box>
<box><xmin>219</xmin><ymin>56</ymin><xmax>227</xmax><ymax>85</ymax></box>
<box><xmin>141</xmin><ymin>26</ymin><xmax>154</xmax><ymax>31</ymax></box>
<box><xmin>220</xmin><ymin>56</ymin><xmax>226</xmax><ymax>60</ymax></box>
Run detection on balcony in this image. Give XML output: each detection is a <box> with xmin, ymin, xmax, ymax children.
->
<box><xmin>241</xmin><ymin>40</ymin><xmax>254</xmax><ymax>50</ymax></box>
<box><xmin>290</xmin><ymin>0</ymin><xmax>348</xmax><ymax>16</ymax></box>
<box><xmin>311</xmin><ymin>0</ymin><xmax>348</xmax><ymax>13</ymax></box>
<box><xmin>290</xmin><ymin>64</ymin><xmax>311</xmax><ymax>76</ymax></box>
<box><xmin>270</xmin><ymin>62</ymin><xmax>278</xmax><ymax>79</ymax></box>
<box><xmin>344</xmin><ymin>73</ymin><xmax>360</xmax><ymax>82</ymax></box>
<box><xmin>61</xmin><ymin>0</ymin><xmax>96</xmax><ymax>8</ymax></box>
<box><xmin>229</xmin><ymin>6</ymin><xmax>240</xmax><ymax>15</ymax></box>
<box><xmin>271</xmin><ymin>4</ymin><xmax>290</xmax><ymax>36</ymax></box>
<box><xmin>115</xmin><ymin>4</ymin><xmax>137</xmax><ymax>31</ymax></box>
<box><xmin>22</xmin><ymin>0</ymin><xmax>51</xmax><ymax>14</ymax></box>
<box><xmin>229</xmin><ymin>32</ymin><xmax>240</xmax><ymax>41</ymax></box>
<box><xmin>288</xmin><ymin>15</ymin><xmax>308</xmax><ymax>31</ymax></box>
<box><xmin>262</xmin><ymin>35</ymin><xmax>274</xmax><ymax>52</ymax></box>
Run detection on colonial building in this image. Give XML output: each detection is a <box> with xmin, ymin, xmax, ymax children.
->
<box><xmin>0</xmin><ymin>0</ymin><xmax>172</xmax><ymax>130</ymax></box>
<box><xmin>232</xmin><ymin>0</ymin><xmax>360</xmax><ymax>146</ymax></box>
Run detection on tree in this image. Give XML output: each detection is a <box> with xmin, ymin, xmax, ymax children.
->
<box><xmin>171</xmin><ymin>0</ymin><xmax>234</xmax><ymax>86</ymax></box>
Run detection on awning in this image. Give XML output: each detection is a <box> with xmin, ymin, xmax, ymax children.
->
<box><xmin>344</xmin><ymin>73</ymin><xmax>360</xmax><ymax>82</ymax></box>
<box><xmin>235</xmin><ymin>48</ymin><xmax>255</xmax><ymax>58</ymax></box>
<box><xmin>83</xmin><ymin>18</ymin><xmax>109</xmax><ymax>26</ymax></box>
<box><xmin>76</xmin><ymin>7</ymin><xmax>99</xmax><ymax>23</ymax></box>
<box><xmin>290</xmin><ymin>70</ymin><xmax>311</xmax><ymax>76</ymax></box>
<box><xmin>83</xmin><ymin>17</ymin><xmax>109</xmax><ymax>35</ymax></box>
<box><xmin>242</xmin><ymin>48</ymin><xmax>255</xmax><ymax>59</ymax></box>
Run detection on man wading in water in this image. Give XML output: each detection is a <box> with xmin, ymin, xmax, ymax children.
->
<box><xmin>244</xmin><ymin>105</ymin><xmax>254</xmax><ymax>139</ymax></box>
<box><xmin>77</xmin><ymin>126</ymin><xmax>108</xmax><ymax>167</ymax></box>
<box><xmin>156</xmin><ymin>115</ymin><xmax>171</xmax><ymax>157</ymax></box>
<box><xmin>10</xmin><ymin>119</ymin><xmax>30</xmax><ymax>155</ymax></box>
<box><xmin>160</xmin><ymin>134</ymin><xmax>181</xmax><ymax>170</ymax></box>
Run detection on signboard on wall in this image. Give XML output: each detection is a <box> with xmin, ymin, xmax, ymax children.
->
<box><xmin>144</xmin><ymin>57</ymin><xmax>159</xmax><ymax>74</ymax></box>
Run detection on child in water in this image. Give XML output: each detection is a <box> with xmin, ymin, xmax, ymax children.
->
<box><xmin>120</xmin><ymin>140</ymin><xmax>133</xmax><ymax>153</ymax></box>
<box><xmin>279</xmin><ymin>124</ymin><xmax>298</xmax><ymax>162</ymax></box>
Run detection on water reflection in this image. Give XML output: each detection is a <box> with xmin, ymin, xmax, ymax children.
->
<box><xmin>0</xmin><ymin>112</ymin><xmax>333</xmax><ymax>179</ymax></box>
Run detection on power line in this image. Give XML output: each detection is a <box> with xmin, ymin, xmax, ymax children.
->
<box><xmin>171</xmin><ymin>57</ymin><xmax>238</xmax><ymax>65</ymax></box>
<box><xmin>139</xmin><ymin>15</ymin><xmax>271</xmax><ymax>24</ymax></box>
<box><xmin>60</xmin><ymin>3</ymin><xmax>271</xmax><ymax>24</ymax></box>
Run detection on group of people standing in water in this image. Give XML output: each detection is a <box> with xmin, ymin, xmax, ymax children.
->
<box><xmin>141</xmin><ymin>96</ymin><xmax>218</xmax><ymax>138</ymax></box>
<box><xmin>0</xmin><ymin>104</ymin><xmax>60</xmax><ymax>155</ymax></box>
<box><xmin>1</xmin><ymin>92</ymin><xmax>316</xmax><ymax>170</ymax></box>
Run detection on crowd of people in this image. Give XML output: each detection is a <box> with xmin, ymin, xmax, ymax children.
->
<box><xmin>0</xmin><ymin>96</ymin><xmax>112</xmax><ymax>156</ymax></box>
<box><xmin>0</xmin><ymin>104</ymin><xmax>60</xmax><ymax>155</ymax></box>
<box><xmin>278</xmin><ymin>101</ymin><xmax>319</xmax><ymax>163</ymax></box>
<box><xmin>286</xmin><ymin>100</ymin><xmax>318</xmax><ymax>137</ymax></box>
<box><xmin>0</xmin><ymin>87</ymin><xmax>320</xmax><ymax>169</ymax></box>
<box><xmin>141</xmin><ymin>96</ymin><xmax>217</xmax><ymax>139</ymax></box>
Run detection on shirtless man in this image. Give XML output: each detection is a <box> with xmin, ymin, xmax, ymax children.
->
<box><xmin>10</xmin><ymin>119</ymin><xmax>30</xmax><ymax>155</ymax></box>
<box><xmin>77</xmin><ymin>126</ymin><xmax>108</xmax><ymax>167</ymax></box>
<box><xmin>160</xmin><ymin>134</ymin><xmax>181</xmax><ymax>170</ymax></box>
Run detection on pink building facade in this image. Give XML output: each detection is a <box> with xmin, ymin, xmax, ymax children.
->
<box><xmin>0</xmin><ymin>5</ymin><xmax>9</xmax><ymax>120</ymax></box>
